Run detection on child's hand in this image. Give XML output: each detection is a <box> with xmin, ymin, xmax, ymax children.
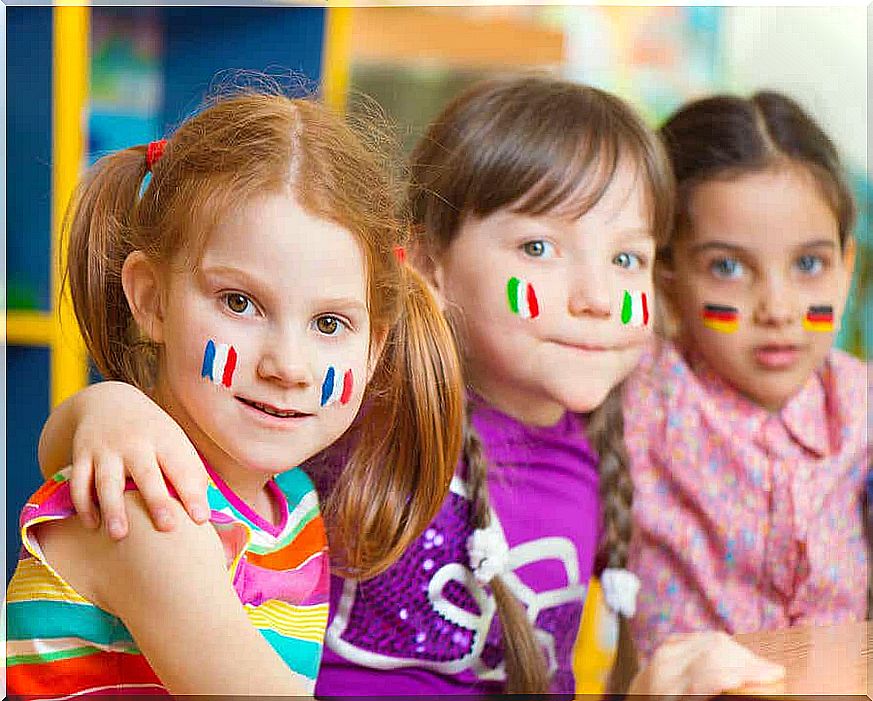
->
<box><xmin>628</xmin><ymin>631</ymin><xmax>785</xmax><ymax>699</ymax></box>
<box><xmin>45</xmin><ymin>381</ymin><xmax>210</xmax><ymax>539</ymax></box>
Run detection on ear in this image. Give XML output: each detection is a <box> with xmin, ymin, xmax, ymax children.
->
<box><xmin>121</xmin><ymin>251</ymin><xmax>166</xmax><ymax>344</ymax></box>
<box><xmin>841</xmin><ymin>235</ymin><xmax>857</xmax><ymax>282</ymax></box>
<box><xmin>408</xmin><ymin>240</ymin><xmax>447</xmax><ymax>312</ymax></box>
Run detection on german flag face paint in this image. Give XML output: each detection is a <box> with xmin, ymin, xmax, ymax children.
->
<box><xmin>803</xmin><ymin>305</ymin><xmax>834</xmax><ymax>332</ymax></box>
<box><xmin>620</xmin><ymin>290</ymin><xmax>649</xmax><ymax>327</ymax></box>
<box><xmin>507</xmin><ymin>276</ymin><xmax>539</xmax><ymax>319</ymax></box>
<box><xmin>321</xmin><ymin>366</ymin><xmax>354</xmax><ymax>407</ymax></box>
<box><xmin>201</xmin><ymin>339</ymin><xmax>237</xmax><ymax>388</ymax></box>
<box><xmin>701</xmin><ymin>304</ymin><xmax>739</xmax><ymax>334</ymax></box>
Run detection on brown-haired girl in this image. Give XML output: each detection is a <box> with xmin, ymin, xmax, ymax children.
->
<box><xmin>6</xmin><ymin>90</ymin><xmax>464</xmax><ymax>696</ymax></box>
<box><xmin>625</xmin><ymin>92</ymin><xmax>868</xmax><ymax>660</ymax></box>
<box><xmin>33</xmin><ymin>76</ymin><xmax>785</xmax><ymax>696</ymax></box>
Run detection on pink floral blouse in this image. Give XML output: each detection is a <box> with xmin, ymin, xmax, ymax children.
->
<box><xmin>624</xmin><ymin>339</ymin><xmax>869</xmax><ymax>660</ymax></box>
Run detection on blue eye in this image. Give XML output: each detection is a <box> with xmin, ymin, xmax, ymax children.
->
<box><xmin>613</xmin><ymin>252</ymin><xmax>643</xmax><ymax>270</ymax></box>
<box><xmin>314</xmin><ymin>315</ymin><xmax>348</xmax><ymax>337</ymax></box>
<box><xmin>522</xmin><ymin>240</ymin><xmax>555</xmax><ymax>259</ymax></box>
<box><xmin>796</xmin><ymin>255</ymin><xmax>824</xmax><ymax>275</ymax></box>
<box><xmin>224</xmin><ymin>293</ymin><xmax>256</xmax><ymax>316</ymax></box>
<box><xmin>711</xmin><ymin>258</ymin><xmax>744</xmax><ymax>279</ymax></box>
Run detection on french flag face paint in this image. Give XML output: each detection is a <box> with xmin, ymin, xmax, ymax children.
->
<box><xmin>201</xmin><ymin>339</ymin><xmax>238</xmax><ymax>388</ymax></box>
<box><xmin>620</xmin><ymin>290</ymin><xmax>649</xmax><ymax>327</ymax></box>
<box><xmin>321</xmin><ymin>366</ymin><xmax>354</xmax><ymax>407</ymax></box>
<box><xmin>701</xmin><ymin>304</ymin><xmax>739</xmax><ymax>333</ymax></box>
<box><xmin>506</xmin><ymin>277</ymin><xmax>539</xmax><ymax>319</ymax></box>
<box><xmin>803</xmin><ymin>305</ymin><xmax>834</xmax><ymax>332</ymax></box>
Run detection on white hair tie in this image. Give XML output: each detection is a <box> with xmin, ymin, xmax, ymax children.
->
<box><xmin>601</xmin><ymin>568</ymin><xmax>640</xmax><ymax>618</ymax></box>
<box><xmin>467</xmin><ymin>522</ymin><xmax>510</xmax><ymax>586</ymax></box>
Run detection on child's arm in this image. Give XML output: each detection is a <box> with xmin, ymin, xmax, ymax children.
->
<box><xmin>628</xmin><ymin>631</ymin><xmax>785</xmax><ymax>696</ymax></box>
<box><xmin>38</xmin><ymin>490</ymin><xmax>311</xmax><ymax>694</ymax></box>
<box><xmin>39</xmin><ymin>381</ymin><xmax>210</xmax><ymax>538</ymax></box>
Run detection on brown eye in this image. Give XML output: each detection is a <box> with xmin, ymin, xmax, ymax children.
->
<box><xmin>225</xmin><ymin>293</ymin><xmax>252</xmax><ymax>315</ymax></box>
<box><xmin>316</xmin><ymin>316</ymin><xmax>340</xmax><ymax>335</ymax></box>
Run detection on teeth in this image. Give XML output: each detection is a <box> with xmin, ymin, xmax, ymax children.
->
<box><xmin>250</xmin><ymin>401</ymin><xmax>297</xmax><ymax>418</ymax></box>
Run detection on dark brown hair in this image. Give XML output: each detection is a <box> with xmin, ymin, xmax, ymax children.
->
<box><xmin>64</xmin><ymin>89</ymin><xmax>464</xmax><ymax>579</ymax></box>
<box><xmin>409</xmin><ymin>74</ymin><xmax>674</xmax><ymax>693</ymax></box>
<box><xmin>659</xmin><ymin>91</ymin><xmax>856</xmax><ymax>252</ymax></box>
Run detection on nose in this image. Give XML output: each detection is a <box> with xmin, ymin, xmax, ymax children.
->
<box><xmin>256</xmin><ymin>326</ymin><xmax>313</xmax><ymax>388</ymax></box>
<box><xmin>753</xmin><ymin>272</ymin><xmax>798</xmax><ymax>328</ymax></box>
<box><xmin>567</xmin><ymin>258</ymin><xmax>612</xmax><ymax>319</ymax></box>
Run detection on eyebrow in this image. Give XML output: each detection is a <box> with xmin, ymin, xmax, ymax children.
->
<box><xmin>689</xmin><ymin>238</ymin><xmax>837</xmax><ymax>255</ymax></box>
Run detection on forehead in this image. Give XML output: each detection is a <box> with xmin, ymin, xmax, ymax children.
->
<box><xmin>685</xmin><ymin>166</ymin><xmax>839</xmax><ymax>251</ymax></box>
<box><xmin>198</xmin><ymin>191</ymin><xmax>368</xmax><ymax>298</ymax></box>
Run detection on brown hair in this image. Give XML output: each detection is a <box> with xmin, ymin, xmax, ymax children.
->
<box><xmin>659</xmin><ymin>91</ymin><xmax>856</xmax><ymax>254</ymax></box>
<box><xmin>409</xmin><ymin>74</ymin><xmax>674</xmax><ymax>693</ymax></box>
<box><xmin>64</xmin><ymin>89</ymin><xmax>464</xmax><ymax>579</ymax></box>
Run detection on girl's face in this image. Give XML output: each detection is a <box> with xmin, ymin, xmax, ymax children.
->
<box><xmin>144</xmin><ymin>191</ymin><xmax>377</xmax><ymax>490</ymax></box>
<box><xmin>666</xmin><ymin>164</ymin><xmax>855</xmax><ymax>411</ymax></box>
<box><xmin>431</xmin><ymin>160</ymin><xmax>655</xmax><ymax>426</ymax></box>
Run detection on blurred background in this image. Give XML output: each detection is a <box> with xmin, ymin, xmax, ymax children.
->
<box><xmin>6</xmin><ymin>3</ymin><xmax>870</xmax><ymax>688</ymax></box>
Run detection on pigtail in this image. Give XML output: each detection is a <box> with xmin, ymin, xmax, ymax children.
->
<box><xmin>328</xmin><ymin>264</ymin><xmax>464</xmax><ymax>579</ymax></box>
<box><xmin>64</xmin><ymin>144</ymin><xmax>155</xmax><ymax>389</ymax></box>
<box><xmin>464</xmin><ymin>414</ymin><xmax>551</xmax><ymax>694</ymax></box>
<box><xmin>586</xmin><ymin>383</ymin><xmax>639</xmax><ymax>692</ymax></box>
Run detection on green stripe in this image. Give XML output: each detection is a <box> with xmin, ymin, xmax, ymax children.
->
<box><xmin>507</xmin><ymin>277</ymin><xmax>520</xmax><ymax>314</ymax></box>
<box><xmin>248</xmin><ymin>505</ymin><xmax>320</xmax><ymax>555</ymax></box>
<box><xmin>7</xmin><ymin>600</ymin><xmax>133</xmax><ymax>645</ymax></box>
<box><xmin>621</xmin><ymin>290</ymin><xmax>632</xmax><ymax>325</ymax></box>
<box><xmin>260</xmin><ymin>629</ymin><xmax>323</xmax><ymax>680</ymax></box>
<box><xmin>7</xmin><ymin>643</ymin><xmax>139</xmax><ymax>666</ymax></box>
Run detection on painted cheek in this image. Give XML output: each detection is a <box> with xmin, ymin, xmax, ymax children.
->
<box><xmin>701</xmin><ymin>304</ymin><xmax>739</xmax><ymax>334</ymax></box>
<box><xmin>320</xmin><ymin>366</ymin><xmax>354</xmax><ymax>407</ymax></box>
<box><xmin>506</xmin><ymin>276</ymin><xmax>540</xmax><ymax>319</ymax></box>
<box><xmin>803</xmin><ymin>304</ymin><xmax>835</xmax><ymax>332</ymax></box>
<box><xmin>201</xmin><ymin>339</ymin><xmax>238</xmax><ymax>388</ymax></box>
<box><xmin>620</xmin><ymin>290</ymin><xmax>649</xmax><ymax>327</ymax></box>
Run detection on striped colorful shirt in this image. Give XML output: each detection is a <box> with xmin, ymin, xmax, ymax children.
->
<box><xmin>6</xmin><ymin>463</ymin><xmax>330</xmax><ymax>698</ymax></box>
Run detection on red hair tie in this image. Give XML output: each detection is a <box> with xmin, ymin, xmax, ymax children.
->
<box><xmin>146</xmin><ymin>139</ymin><xmax>167</xmax><ymax>171</ymax></box>
<box><xmin>393</xmin><ymin>245</ymin><xmax>407</xmax><ymax>264</ymax></box>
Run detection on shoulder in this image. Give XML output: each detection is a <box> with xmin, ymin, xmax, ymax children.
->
<box><xmin>823</xmin><ymin>348</ymin><xmax>869</xmax><ymax>436</ymax></box>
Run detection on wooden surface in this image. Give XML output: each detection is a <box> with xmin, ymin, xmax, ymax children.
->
<box><xmin>730</xmin><ymin>621</ymin><xmax>870</xmax><ymax>697</ymax></box>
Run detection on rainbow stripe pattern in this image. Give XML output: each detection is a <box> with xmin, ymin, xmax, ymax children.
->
<box><xmin>320</xmin><ymin>366</ymin><xmax>353</xmax><ymax>407</ymax></box>
<box><xmin>201</xmin><ymin>339</ymin><xmax>237</xmax><ymax>388</ymax></box>
<box><xmin>620</xmin><ymin>290</ymin><xmax>649</xmax><ymax>327</ymax></box>
<box><xmin>803</xmin><ymin>305</ymin><xmax>834</xmax><ymax>332</ymax></box>
<box><xmin>702</xmin><ymin>304</ymin><xmax>739</xmax><ymax>333</ymax></box>
<box><xmin>507</xmin><ymin>276</ymin><xmax>539</xmax><ymax>319</ymax></box>
<box><xmin>6</xmin><ymin>465</ymin><xmax>330</xmax><ymax>697</ymax></box>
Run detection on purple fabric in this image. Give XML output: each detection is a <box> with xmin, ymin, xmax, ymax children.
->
<box><xmin>315</xmin><ymin>395</ymin><xmax>600</xmax><ymax>696</ymax></box>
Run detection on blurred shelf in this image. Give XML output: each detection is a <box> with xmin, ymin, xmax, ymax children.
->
<box><xmin>350</xmin><ymin>7</ymin><xmax>563</xmax><ymax>68</ymax></box>
<box><xmin>7</xmin><ymin>311</ymin><xmax>55</xmax><ymax>346</ymax></box>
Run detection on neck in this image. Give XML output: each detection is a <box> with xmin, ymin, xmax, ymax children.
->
<box><xmin>150</xmin><ymin>376</ymin><xmax>274</xmax><ymax>515</ymax></box>
<box><xmin>465</xmin><ymin>364</ymin><xmax>564</xmax><ymax>428</ymax></box>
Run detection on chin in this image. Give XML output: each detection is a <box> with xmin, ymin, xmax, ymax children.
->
<box><xmin>557</xmin><ymin>385</ymin><xmax>613</xmax><ymax>414</ymax></box>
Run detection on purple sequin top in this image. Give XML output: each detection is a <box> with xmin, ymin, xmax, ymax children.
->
<box><xmin>315</xmin><ymin>394</ymin><xmax>600</xmax><ymax>696</ymax></box>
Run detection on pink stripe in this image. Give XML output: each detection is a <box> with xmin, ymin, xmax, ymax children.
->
<box><xmin>340</xmin><ymin>369</ymin><xmax>353</xmax><ymax>405</ymax></box>
<box><xmin>222</xmin><ymin>346</ymin><xmax>237</xmax><ymax>387</ymax></box>
<box><xmin>203</xmin><ymin>463</ymin><xmax>289</xmax><ymax>538</ymax></box>
<box><xmin>239</xmin><ymin>551</ymin><xmax>330</xmax><ymax>607</ymax></box>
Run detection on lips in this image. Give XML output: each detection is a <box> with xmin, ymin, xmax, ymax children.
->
<box><xmin>753</xmin><ymin>344</ymin><xmax>802</xmax><ymax>370</ymax></box>
<box><xmin>236</xmin><ymin>396</ymin><xmax>311</xmax><ymax>418</ymax></box>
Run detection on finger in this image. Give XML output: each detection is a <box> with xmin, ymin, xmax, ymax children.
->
<box><xmin>69</xmin><ymin>452</ymin><xmax>100</xmax><ymax>529</ymax></box>
<box><xmin>157</xmin><ymin>442</ymin><xmax>210</xmax><ymax>524</ymax></box>
<box><xmin>94</xmin><ymin>453</ymin><xmax>130</xmax><ymax>540</ymax></box>
<box><xmin>127</xmin><ymin>449</ymin><xmax>177</xmax><ymax>532</ymax></box>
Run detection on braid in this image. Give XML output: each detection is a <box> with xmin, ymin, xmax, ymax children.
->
<box><xmin>586</xmin><ymin>383</ymin><xmax>634</xmax><ymax>571</ymax></box>
<box><xmin>462</xmin><ymin>410</ymin><xmax>551</xmax><ymax>693</ymax></box>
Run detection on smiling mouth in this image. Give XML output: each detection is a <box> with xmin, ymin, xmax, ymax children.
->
<box><xmin>236</xmin><ymin>397</ymin><xmax>311</xmax><ymax>418</ymax></box>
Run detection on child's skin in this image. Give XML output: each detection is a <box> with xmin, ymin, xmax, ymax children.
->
<box><xmin>38</xmin><ymin>159</ymin><xmax>786</xmax><ymax>696</ymax></box>
<box><xmin>34</xmin><ymin>190</ymin><xmax>381</xmax><ymax>694</ymax></box>
<box><xmin>663</xmin><ymin>163</ymin><xmax>855</xmax><ymax>410</ymax></box>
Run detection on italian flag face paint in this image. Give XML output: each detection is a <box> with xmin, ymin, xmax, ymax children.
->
<box><xmin>321</xmin><ymin>366</ymin><xmax>354</xmax><ymax>407</ymax></box>
<box><xmin>620</xmin><ymin>290</ymin><xmax>649</xmax><ymax>327</ymax></box>
<box><xmin>201</xmin><ymin>339</ymin><xmax>237</xmax><ymax>388</ymax></box>
<box><xmin>506</xmin><ymin>277</ymin><xmax>539</xmax><ymax>319</ymax></box>
<box><xmin>803</xmin><ymin>305</ymin><xmax>834</xmax><ymax>332</ymax></box>
<box><xmin>701</xmin><ymin>304</ymin><xmax>739</xmax><ymax>333</ymax></box>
